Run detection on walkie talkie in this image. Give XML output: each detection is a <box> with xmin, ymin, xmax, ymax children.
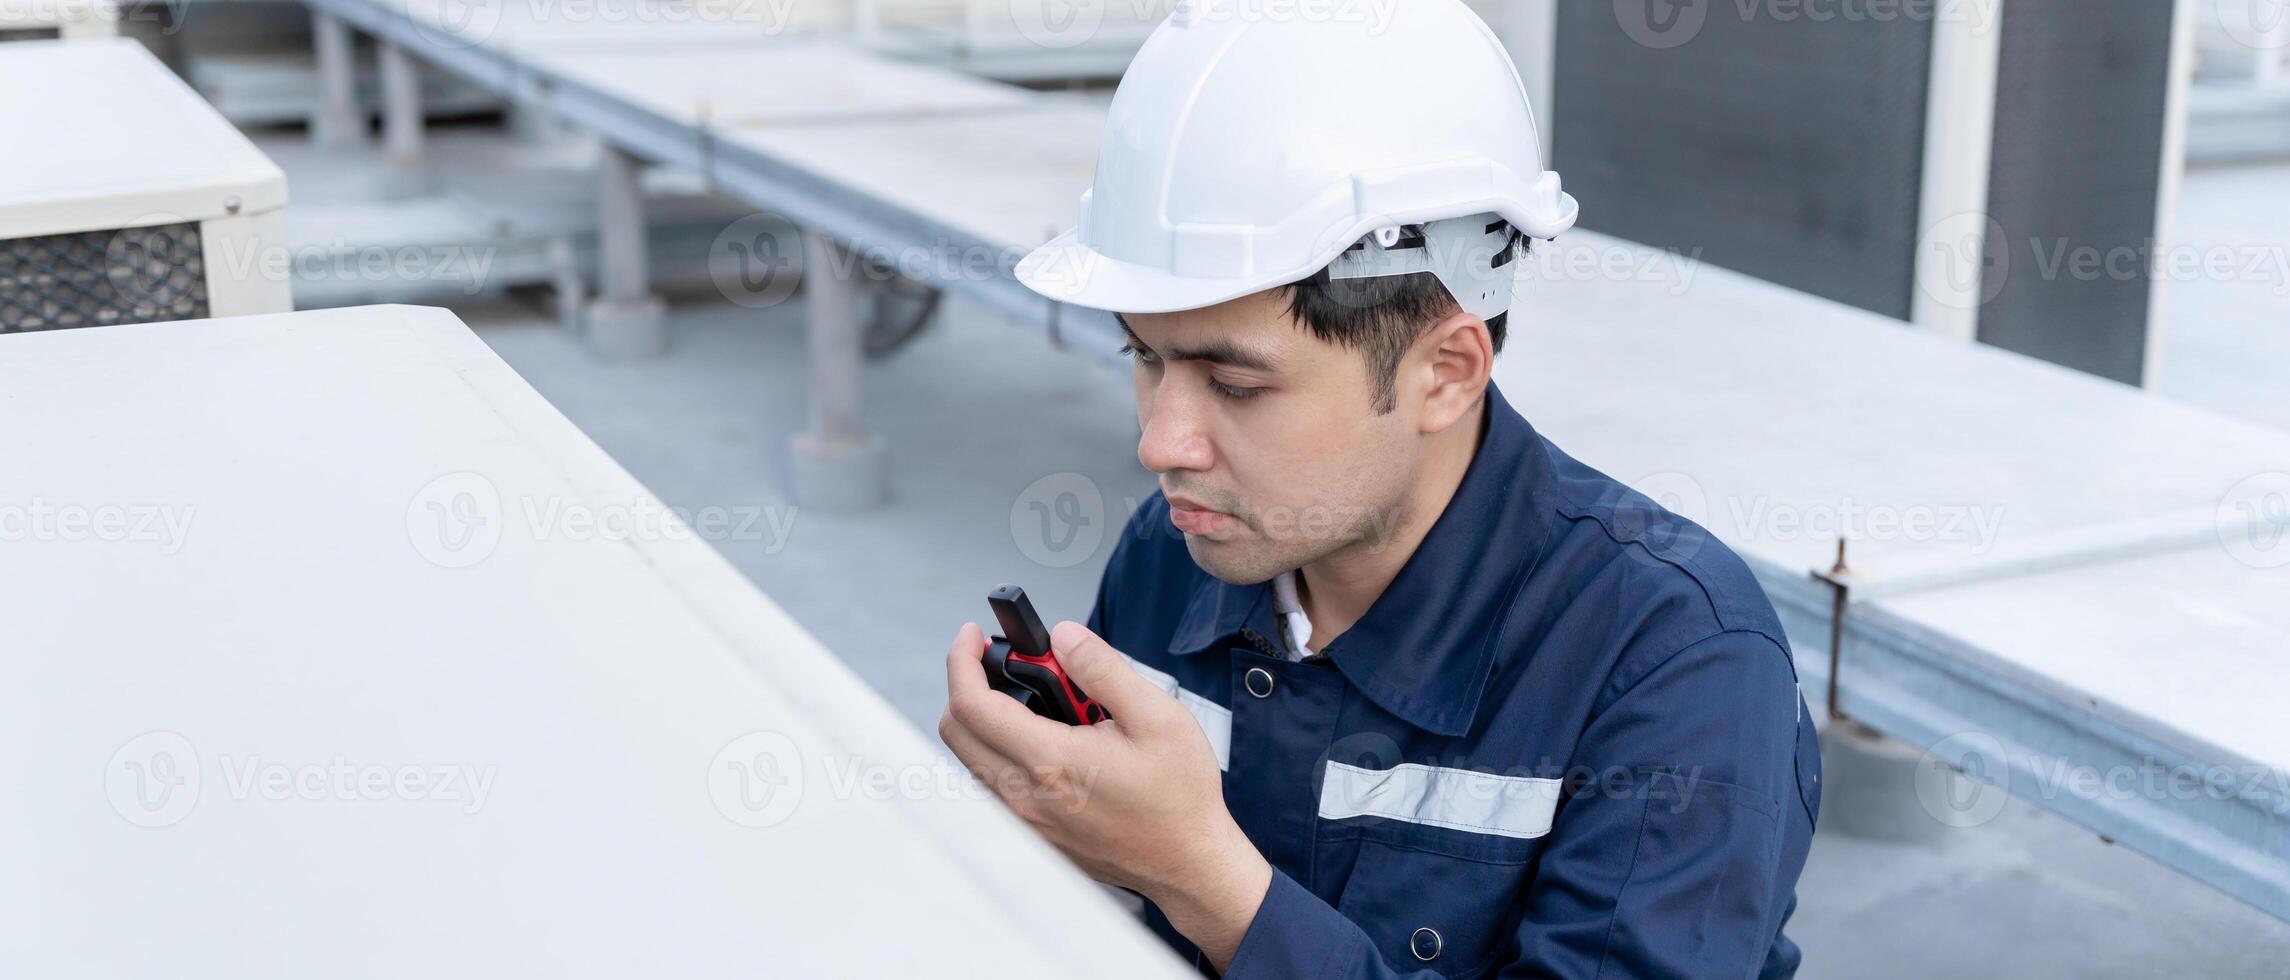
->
<box><xmin>982</xmin><ymin>584</ymin><xmax>1107</xmax><ymax>726</ymax></box>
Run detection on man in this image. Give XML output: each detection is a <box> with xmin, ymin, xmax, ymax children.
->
<box><xmin>938</xmin><ymin>1</ymin><xmax>1820</xmax><ymax>976</ymax></box>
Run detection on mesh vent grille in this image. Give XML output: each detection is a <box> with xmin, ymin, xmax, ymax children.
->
<box><xmin>1552</xmin><ymin>5</ymin><xmax>1934</xmax><ymax>320</ymax></box>
<box><xmin>1</xmin><ymin>222</ymin><xmax>211</xmax><ymax>332</ymax></box>
<box><xmin>1976</xmin><ymin>0</ymin><xmax>2171</xmax><ymax>386</ymax></box>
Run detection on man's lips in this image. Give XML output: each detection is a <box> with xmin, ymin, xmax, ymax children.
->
<box><xmin>1166</xmin><ymin>497</ymin><xmax>1235</xmax><ymax>535</ymax></box>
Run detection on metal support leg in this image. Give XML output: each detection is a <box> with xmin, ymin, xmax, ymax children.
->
<box><xmin>548</xmin><ymin>237</ymin><xmax>585</xmax><ymax>334</ymax></box>
<box><xmin>582</xmin><ymin>146</ymin><xmax>666</xmax><ymax>357</ymax></box>
<box><xmin>507</xmin><ymin>103</ymin><xmax>569</xmax><ymax>145</ymax></box>
<box><xmin>312</xmin><ymin>12</ymin><xmax>364</xmax><ymax>151</ymax></box>
<box><xmin>379</xmin><ymin>41</ymin><xmax>424</xmax><ymax>170</ymax></box>
<box><xmin>789</xmin><ymin>229</ymin><xmax>890</xmax><ymax>511</ymax></box>
<box><xmin>1819</xmin><ymin>720</ymin><xmax>1953</xmax><ymax>844</ymax></box>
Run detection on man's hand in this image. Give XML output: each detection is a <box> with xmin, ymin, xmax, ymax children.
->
<box><xmin>939</xmin><ymin>620</ymin><xmax>1272</xmax><ymax>969</ymax></box>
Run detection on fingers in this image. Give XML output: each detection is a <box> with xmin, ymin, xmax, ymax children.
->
<box><xmin>1049</xmin><ymin>621</ymin><xmax>1173</xmax><ymax>732</ymax></box>
<box><xmin>937</xmin><ymin>706</ymin><xmax>1016</xmax><ymax>781</ymax></box>
<box><xmin>940</xmin><ymin>706</ymin><xmax>1068</xmax><ymax>827</ymax></box>
<box><xmin>941</xmin><ymin>626</ymin><xmax>1047</xmax><ymax>811</ymax></box>
<box><xmin>944</xmin><ymin>622</ymin><xmax>1071</xmax><ymax>768</ymax></box>
<box><xmin>944</xmin><ymin>621</ymin><xmax>989</xmax><ymax>696</ymax></box>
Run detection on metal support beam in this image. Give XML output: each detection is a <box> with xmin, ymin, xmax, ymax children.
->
<box><xmin>597</xmin><ymin>147</ymin><xmax>647</xmax><ymax>303</ymax></box>
<box><xmin>803</xmin><ymin>231</ymin><xmax>864</xmax><ymax>444</ymax></box>
<box><xmin>583</xmin><ymin>146</ymin><xmax>666</xmax><ymax>357</ymax></box>
<box><xmin>789</xmin><ymin>230</ymin><xmax>890</xmax><ymax>511</ymax></box>
<box><xmin>378</xmin><ymin>40</ymin><xmax>424</xmax><ymax>171</ymax></box>
<box><xmin>1910</xmin><ymin>2</ymin><xmax>2005</xmax><ymax>341</ymax></box>
<box><xmin>311</xmin><ymin>11</ymin><xmax>364</xmax><ymax>150</ymax></box>
<box><xmin>2145</xmin><ymin>0</ymin><xmax>2199</xmax><ymax>391</ymax></box>
<box><xmin>1503</xmin><ymin>0</ymin><xmax>1560</xmax><ymax>165</ymax></box>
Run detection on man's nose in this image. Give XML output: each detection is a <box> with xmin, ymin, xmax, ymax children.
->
<box><xmin>1137</xmin><ymin>387</ymin><xmax>1213</xmax><ymax>475</ymax></box>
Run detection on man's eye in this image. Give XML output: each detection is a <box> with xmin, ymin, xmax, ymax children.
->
<box><xmin>1117</xmin><ymin>343</ymin><xmax>1161</xmax><ymax>365</ymax></box>
<box><xmin>1209</xmin><ymin>379</ymin><xmax>1265</xmax><ymax>401</ymax></box>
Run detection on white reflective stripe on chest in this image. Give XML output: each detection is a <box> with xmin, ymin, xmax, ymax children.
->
<box><xmin>1319</xmin><ymin>761</ymin><xmax>1563</xmax><ymax>839</ymax></box>
<box><xmin>1123</xmin><ymin>654</ymin><xmax>1231</xmax><ymax>771</ymax></box>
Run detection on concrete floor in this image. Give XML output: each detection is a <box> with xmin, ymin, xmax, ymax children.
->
<box><xmin>449</xmin><ymin>287</ymin><xmax>2290</xmax><ymax>979</ymax></box>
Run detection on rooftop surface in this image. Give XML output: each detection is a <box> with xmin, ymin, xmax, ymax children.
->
<box><xmin>276</xmin><ymin>126</ymin><xmax>2290</xmax><ymax>976</ymax></box>
<box><xmin>461</xmin><ymin>285</ymin><xmax>2290</xmax><ymax>978</ymax></box>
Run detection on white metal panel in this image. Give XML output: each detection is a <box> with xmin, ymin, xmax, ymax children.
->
<box><xmin>402</xmin><ymin>0</ymin><xmax>847</xmax><ymax>55</ymax></box>
<box><xmin>715</xmin><ymin>103</ymin><xmax>1103</xmax><ymax>254</ymax></box>
<box><xmin>0</xmin><ymin>38</ymin><xmax>286</xmax><ymax>238</ymax></box>
<box><xmin>522</xmin><ymin>38</ymin><xmax>1033</xmax><ymax>128</ymax></box>
<box><xmin>1880</xmin><ymin>542</ymin><xmax>2290</xmax><ymax>769</ymax></box>
<box><xmin>856</xmin><ymin>0</ymin><xmax>1165</xmax><ymax>78</ymax></box>
<box><xmin>1499</xmin><ymin>228</ymin><xmax>2290</xmax><ymax>772</ymax></box>
<box><xmin>0</xmin><ymin>305</ymin><xmax>1191</xmax><ymax>978</ymax></box>
<box><xmin>198</xmin><ymin>208</ymin><xmax>296</xmax><ymax>316</ymax></box>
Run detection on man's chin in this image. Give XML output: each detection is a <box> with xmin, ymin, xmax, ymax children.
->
<box><xmin>1182</xmin><ymin>535</ymin><xmax>1285</xmax><ymax>587</ymax></box>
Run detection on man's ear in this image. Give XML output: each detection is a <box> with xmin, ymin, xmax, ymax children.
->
<box><xmin>1408</xmin><ymin>310</ymin><xmax>1492</xmax><ymax>435</ymax></box>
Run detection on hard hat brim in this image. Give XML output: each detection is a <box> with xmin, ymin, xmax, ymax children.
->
<box><xmin>1014</xmin><ymin>228</ymin><xmax>1297</xmax><ymax>316</ymax></box>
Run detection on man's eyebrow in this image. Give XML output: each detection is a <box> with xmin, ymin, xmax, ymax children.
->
<box><xmin>1115</xmin><ymin>314</ymin><xmax>1281</xmax><ymax>371</ymax></box>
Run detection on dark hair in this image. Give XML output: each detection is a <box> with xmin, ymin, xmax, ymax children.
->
<box><xmin>1279</xmin><ymin>232</ymin><xmax>1525</xmax><ymax>414</ymax></box>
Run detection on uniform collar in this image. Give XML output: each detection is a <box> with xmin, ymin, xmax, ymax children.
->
<box><xmin>1165</xmin><ymin>383</ymin><xmax>1554</xmax><ymax>736</ymax></box>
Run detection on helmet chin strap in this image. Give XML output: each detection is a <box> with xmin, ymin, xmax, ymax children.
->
<box><xmin>1323</xmin><ymin>213</ymin><xmax>1522</xmax><ymax>322</ymax></box>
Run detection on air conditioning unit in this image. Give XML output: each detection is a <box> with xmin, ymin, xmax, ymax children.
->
<box><xmin>0</xmin><ymin>0</ymin><xmax>117</xmax><ymax>42</ymax></box>
<box><xmin>1</xmin><ymin>38</ymin><xmax>292</xmax><ymax>333</ymax></box>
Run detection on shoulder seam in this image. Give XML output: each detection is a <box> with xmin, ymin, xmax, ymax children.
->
<box><xmin>1601</xmin><ymin>628</ymin><xmax>1794</xmax><ymax>713</ymax></box>
<box><xmin>1550</xmin><ymin>500</ymin><xmax>1769</xmax><ymax>640</ymax></box>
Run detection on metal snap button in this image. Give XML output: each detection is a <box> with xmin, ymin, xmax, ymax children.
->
<box><xmin>1243</xmin><ymin>666</ymin><xmax>1275</xmax><ymax>698</ymax></box>
<box><xmin>1410</xmin><ymin>926</ymin><xmax>1442</xmax><ymax>961</ymax></box>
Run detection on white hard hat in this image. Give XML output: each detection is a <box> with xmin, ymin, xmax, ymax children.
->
<box><xmin>1015</xmin><ymin>0</ymin><xmax>1578</xmax><ymax>320</ymax></box>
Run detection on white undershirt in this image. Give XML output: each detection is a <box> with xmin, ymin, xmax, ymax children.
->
<box><xmin>1270</xmin><ymin>570</ymin><xmax>1316</xmax><ymax>661</ymax></box>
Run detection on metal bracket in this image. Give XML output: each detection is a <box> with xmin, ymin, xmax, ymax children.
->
<box><xmin>1808</xmin><ymin>538</ymin><xmax>1851</xmax><ymax>721</ymax></box>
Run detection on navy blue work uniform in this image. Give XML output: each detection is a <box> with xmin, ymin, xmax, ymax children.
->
<box><xmin>1087</xmin><ymin>383</ymin><xmax>1821</xmax><ymax>979</ymax></box>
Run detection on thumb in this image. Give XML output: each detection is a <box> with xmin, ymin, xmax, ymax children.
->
<box><xmin>1050</xmin><ymin>620</ymin><xmax>1175</xmax><ymax>729</ymax></box>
